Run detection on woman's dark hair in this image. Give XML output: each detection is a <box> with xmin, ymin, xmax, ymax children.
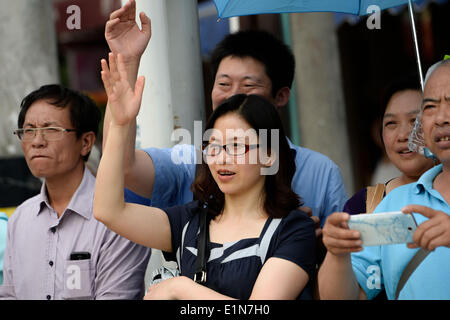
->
<box><xmin>191</xmin><ymin>94</ymin><xmax>301</xmax><ymax>219</ymax></box>
<box><xmin>18</xmin><ymin>84</ymin><xmax>101</xmax><ymax>162</ymax></box>
<box><xmin>378</xmin><ymin>73</ymin><xmax>422</xmax><ymax>143</ymax></box>
<box><xmin>210</xmin><ymin>30</ymin><xmax>295</xmax><ymax>98</ymax></box>
<box><xmin>380</xmin><ymin>73</ymin><xmax>421</xmax><ymax>116</ymax></box>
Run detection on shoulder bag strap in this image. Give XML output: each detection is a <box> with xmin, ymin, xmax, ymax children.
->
<box><xmin>395</xmin><ymin>248</ymin><xmax>431</xmax><ymax>299</ymax></box>
<box><xmin>194</xmin><ymin>203</ymin><xmax>209</xmax><ymax>285</ymax></box>
<box><xmin>366</xmin><ymin>183</ymin><xmax>385</xmax><ymax>213</ymax></box>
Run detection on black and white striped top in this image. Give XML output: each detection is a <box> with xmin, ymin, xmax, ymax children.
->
<box><xmin>162</xmin><ymin>201</ymin><xmax>316</xmax><ymax>299</ymax></box>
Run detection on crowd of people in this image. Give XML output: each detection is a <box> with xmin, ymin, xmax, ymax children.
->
<box><xmin>0</xmin><ymin>0</ymin><xmax>448</xmax><ymax>300</ymax></box>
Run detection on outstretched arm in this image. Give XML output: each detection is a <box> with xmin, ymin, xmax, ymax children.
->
<box><xmin>103</xmin><ymin>0</ymin><xmax>155</xmax><ymax>199</ymax></box>
<box><xmin>144</xmin><ymin>258</ymin><xmax>308</xmax><ymax>300</ymax></box>
<box><xmin>94</xmin><ymin>53</ymin><xmax>171</xmax><ymax>251</ymax></box>
<box><xmin>144</xmin><ymin>276</ymin><xmax>236</xmax><ymax>300</ymax></box>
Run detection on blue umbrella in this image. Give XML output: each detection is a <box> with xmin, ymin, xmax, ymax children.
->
<box><xmin>214</xmin><ymin>0</ymin><xmax>418</xmax><ymax>18</ymax></box>
<box><xmin>213</xmin><ymin>0</ymin><xmax>424</xmax><ymax>90</ymax></box>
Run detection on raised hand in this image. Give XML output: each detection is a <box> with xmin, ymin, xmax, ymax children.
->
<box><xmin>105</xmin><ymin>0</ymin><xmax>151</xmax><ymax>64</ymax></box>
<box><xmin>101</xmin><ymin>53</ymin><xmax>145</xmax><ymax>127</ymax></box>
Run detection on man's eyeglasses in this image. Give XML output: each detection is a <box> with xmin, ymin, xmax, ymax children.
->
<box><xmin>202</xmin><ymin>142</ymin><xmax>259</xmax><ymax>157</ymax></box>
<box><xmin>13</xmin><ymin>127</ymin><xmax>77</xmax><ymax>141</ymax></box>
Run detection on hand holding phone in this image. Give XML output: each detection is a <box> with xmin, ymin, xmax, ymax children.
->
<box><xmin>348</xmin><ymin>212</ymin><xmax>417</xmax><ymax>246</ymax></box>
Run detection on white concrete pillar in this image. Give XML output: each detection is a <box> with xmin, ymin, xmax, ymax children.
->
<box><xmin>0</xmin><ymin>0</ymin><xmax>58</xmax><ymax>157</ymax></box>
<box><xmin>166</xmin><ymin>0</ymin><xmax>205</xmax><ymax>134</ymax></box>
<box><xmin>133</xmin><ymin>0</ymin><xmax>174</xmax><ymax>150</ymax></box>
<box><xmin>132</xmin><ymin>0</ymin><xmax>205</xmax><ymax>149</ymax></box>
<box><xmin>290</xmin><ymin>12</ymin><xmax>354</xmax><ymax>196</ymax></box>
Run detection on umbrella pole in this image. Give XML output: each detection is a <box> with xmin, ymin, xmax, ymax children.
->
<box><xmin>408</xmin><ymin>0</ymin><xmax>424</xmax><ymax>91</ymax></box>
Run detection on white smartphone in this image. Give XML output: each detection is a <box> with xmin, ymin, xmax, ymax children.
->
<box><xmin>348</xmin><ymin>211</ymin><xmax>418</xmax><ymax>246</ymax></box>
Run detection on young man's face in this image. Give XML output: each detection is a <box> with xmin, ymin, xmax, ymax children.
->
<box><xmin>211</xmin><ymin>56</ymin><xmax>275</xmax><ymax>110</ymax></box>
<box><xmin>421</xmin><ymin>66</ymin><xmax>450</xmax><ymax>165</ymax></box>
<box><xmin>20</xmin><ymin>100</ymin><xmax>89</xmax><ymax>180</ymax></box>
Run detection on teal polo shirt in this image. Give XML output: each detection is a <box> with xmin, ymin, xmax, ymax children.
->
<box><xmin>351</xmin><ymin>164</ymin><xmax>450</xmax><ymax>300</ymax></box>
<box><xmin>0</xmin><ymin>212</ymin><xmax>8</xmax><ymax>285</ymax></box>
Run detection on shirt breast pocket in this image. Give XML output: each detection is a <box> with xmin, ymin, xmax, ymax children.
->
<box><xmin>62</xmin><ymin>259</ymin><xmax>94</xmax><ymax>300</ymax></box>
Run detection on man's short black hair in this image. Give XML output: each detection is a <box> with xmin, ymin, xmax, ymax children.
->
<box><xmin>210</xmin><ymin>30</ymin><xmax>296</xmax><ymax>98</ymax></box>
<box><xmin>18</xmin><ymin>84</ymin><xmax>101</xmax><ymax>162</ymax></box>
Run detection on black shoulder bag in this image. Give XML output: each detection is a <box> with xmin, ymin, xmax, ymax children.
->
<box><xmin>193</xmin><ymin>202</ymin><xmax>210</xmax><ymax>285</ymax></box>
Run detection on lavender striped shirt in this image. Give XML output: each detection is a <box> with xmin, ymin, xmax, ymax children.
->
<box><xmin>0</xmin><ymin>167</ymin><xmax>151</xmax><ymax>300</ymax></box>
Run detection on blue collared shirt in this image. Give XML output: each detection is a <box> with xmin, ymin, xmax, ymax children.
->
<box><xmin>0</xmin><ymin>167</ymin><xmax>151</xmax><ymax>300</ymax></box>
<box><xmin>351</xmin><ymin>164</ymin><xmax>450</xmax><ymax>300</ymax></box>
<box><xmin>126</xmin><ymin>138</ymin><xmax>347</xmax><ymax>227</ymax></box>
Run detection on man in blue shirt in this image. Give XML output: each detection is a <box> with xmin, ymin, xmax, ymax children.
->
<box><xmin>317</xmin><ymin>59</ymin><xmax>450</xmax><ymax>299</ymax></box>
<box><xmin>103</xmin><ymin>1</ymin><xmax>347</xmax><ymax>229</ymax></box>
